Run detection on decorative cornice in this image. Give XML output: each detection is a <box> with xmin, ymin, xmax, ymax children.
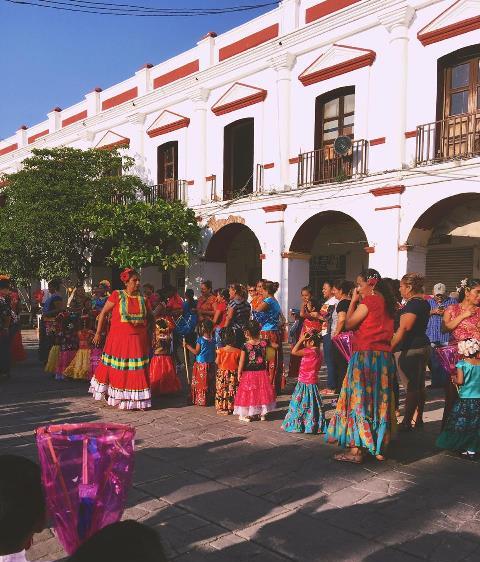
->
<box><xmin>370</xmin><ymin>185</ymin><xmax>405</xmax><ymax>196</ymax></box>
<box><xmin>211</xmin><ymin>83</ymin><xmax>267</xmax><ymax>116</ymax></box>
<box><xmin>190</xmin><ymin>88</ymin><xmax>210</xmax><ymax>104</ymax></box>
<box><xmin>418</xmin><ymin>1</ymin><xmax>480</xmax><ymax>46</ymax></box>
<box><xmin>263</xmin><ymin>204</ymin><xmax>287</xmax><ymax>213</ymax></box>
<box><xmin>127</xmin><ymin>113</ymin><xmax>146</xmax><ymax>126</ymax></box>
<box><xmin>147</xmin><ymin>111</ymin><xmax>190</xmax><ymax>138</ymax></box>
<box><xmin>299</xmin><ymin>44</ymin><xmax>376</xmax><ymax>86</ymax></box>
<box><xmin>377</xmin><ymin>5</ymin><xmax>416</xmax><ymax>32</ymax></box>
<box><xmin>269</xmin><ymin>52</ymin><xmax>297</xmax><ymax>72</ymax></box>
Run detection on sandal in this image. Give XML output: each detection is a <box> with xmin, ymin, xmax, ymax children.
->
<box><xmin>375</xmin><ymin>454</ymin><xmax>386</xmax><ymax>462</ymax></box>
<box><xmin>334</xmin><ymin>452</ymin><xmax>364</xmax><ymax>464</ymax></box>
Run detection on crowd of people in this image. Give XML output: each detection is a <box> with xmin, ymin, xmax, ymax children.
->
<box><xmin>1</xmin><ymin>267</ymin><xmax>479</xmax><ymax>465</ymax></box>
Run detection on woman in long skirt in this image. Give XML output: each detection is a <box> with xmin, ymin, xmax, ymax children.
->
<box><xmin>327</xmin><ymin>269</ymin><xmax>397</xmax><ymax>463</ymax></box>
<box><xmin>90</xmin><ymin>268</ymin><xmax>152</xmax><ymax>410</ymax></box>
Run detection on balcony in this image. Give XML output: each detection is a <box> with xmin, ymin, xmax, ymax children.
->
<box><xmin>415</xmin><ymin>111</ymin><xmax>480</xmax><ymax>166</ymax></box>
<box><xmin>297</xmin><ymin>139</ymin><xmax>369</xmax><ymax>188</ymax></box>
<box><xmin>112</xmin><ymin>180</ymin><xmax>187</xmax><ymax>205</ymax></box>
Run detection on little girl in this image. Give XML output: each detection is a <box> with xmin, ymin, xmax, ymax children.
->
<box><xmin>150</xmin><ymin>317</ymin><xmax>182</xmax><ymax>397</ymax></box>
<box><xmin>184</xmin><ymin>319</ymin><xmax>215</xmax><ymax>406</ymax></box>
<box><xmin>282</xmin><ymin>331</ymin><xmax>326</xmax><ymax>434</ymax></box>
<box><xmin>215</xmin><ymin>327</ymin><xmax>241</xmax><ymax>415</ymax></box>
<box><xmin>64</xmin><ymin>315</ymin><xmax>94</xmax><ymax>380</ymax></box>
<box><xmin>57</xmin><ymin>313</ymin><xmax>79</xmax><ymax>381</ymax></box>
<box><xmin>233</xmin><ymin>320</ymin><xmax>277</xmax><ymax>422</ymax></box>
<box><xmin>437</xmin><ymin>338</ymin><xmax>480</xmax><ymax>459</ymax></box>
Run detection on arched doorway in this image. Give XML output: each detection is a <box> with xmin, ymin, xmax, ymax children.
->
<box><xmin>205</xmin><ymin>223</ymin><xmax>261</xmax><ymax>286</ymax></box>
<box><xmin>406</xmin><ymin>193</ymin><xmax>480</xmax><ymax>294</ymax></box>
<box><xmin>290</xmin><ymin>211</ymin><xmax>369</xmax><ymax>298</ymax></box>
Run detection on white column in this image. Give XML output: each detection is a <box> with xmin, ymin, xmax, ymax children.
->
<box><xmin>262</xmin><ymin>205</ymin><xmax>287</xmax><ymax>312</ymax></box>
<box><xmin>85</xmin><ymin>87</ymin><xmax>102</xmax><ymax>117</ymax></box>
<box><xmin>368</xmin><ymin>205</ymin><xmax>402</xmax><ymax>278</ymax></box>
<box><xmin>279</xmin><ymin>0</ymin><xmax>301</xmax><ymax>34</ymax></box>
<box><xmin>47</xmin><ymin>107</ymin><xmax>62</xmax><ymax>133</ymax></box>
<box><xmin>15</xmin><ymin>125</ymin><xmax>28</xmax><ymax>149</ymax></box>
<box><xmin>270</xmin><ymin>53</ymin><xmax>296</xmax><ymax>190</ymax></box>
<box><xmin>190</xmin><ymin>88</ymin><xmax>210</xmax><ymax>204</ymax></box>
<box><xmin>135</xmin><ymin>63</ymin><xmax>153</xmax><ymax>97</ymax></box>
<box><xmin>283</xmin><ymin>252</ymin><xmax>311</xmax><ymax>312</ymax></box>
<box><xmin>197</xmin><ymin>32</ymin><xmax>217</xmax><ymax>70</ymax></box>
<box><xmin>127</xmin><ymin>113</ymin><xmax>146</xmax><ymax>180</ymax></box>
<box><xmin>378</xmin><ymin>5</ymin><xmax>415</xmax><ymax>170</ymax></box>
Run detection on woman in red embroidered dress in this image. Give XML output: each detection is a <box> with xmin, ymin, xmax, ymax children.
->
<box><xmin>89</xmin><ymin>268</ymin><xmax>152</xmax><ymax>410</ymax></box>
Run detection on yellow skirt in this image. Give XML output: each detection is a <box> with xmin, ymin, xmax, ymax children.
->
<box><xmin>45</xmin><ymin>345</ymin><xmax>60</xmax><ymax>374</ymax></box>
<box><xmin>64</xmin><ymin>349</ymin><xmax>91</xmax><ymax>380</ymax></box>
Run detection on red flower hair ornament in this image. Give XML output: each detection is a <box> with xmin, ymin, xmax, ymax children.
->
<box><xmin>367</xmin><ymin>273</ymin><xmax>381</xmax><ymax>288</ymax></box>
<box><xmin>120</xmin><ymin>268</ymin><xmax>135</xmax><ymax>284</ymax></box>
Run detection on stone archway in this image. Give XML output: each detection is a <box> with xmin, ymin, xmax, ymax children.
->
<box><xmin>405</xmin><ymin>193</ymin><xmax>480</xmax><ymax>294</ymax></box>
<box><xmin>204</xmin><ymin>222</ymin><xmax>262</xmax><ymax>286</ymax></box>
<box><xmin>289</xmin><ymin>210</ymin><xmax>369</xmax><ymax>299</ymax></box>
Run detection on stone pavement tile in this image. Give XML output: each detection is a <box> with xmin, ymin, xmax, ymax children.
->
<box><xmin>396</xmin><ymin>530</ymin><xmax>480</xmax><ymax>562</ymax></box>
<box><xmin>460</xmin><ymin>519</ymin><xmax>480</xmax><ymax>536</ymax></box>
<box><xmin>361</xmin><ymin>546</ymin><xmax>426</xmax><ymax>561</ymax></box>
<box><xmin>133</xmin><ymin>450</ymin><xmax>186</xmax><ymax>485</ymax></box>
<box><xmin>237</xmin><ymin>510</ymin><xmax>379</xmax><ymax>562</ymax></box>
<box><xmin>27</xmin><ymin>537</ymin><xmax>65</xmax><ymax>562</ymax></box>
<box><xmin>154</xmin><ymin>519</ymin><xmax>227</xmax><ymax>555</ymax></box>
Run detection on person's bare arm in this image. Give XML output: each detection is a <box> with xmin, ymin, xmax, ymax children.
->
<box><xmin>92</xmin><ymin>300</ymin><xmax>115</xmax><ymax>346</ymax></box>
<box><xmin>291</xmin><ymin>334</ymin><xmax>307</xmax><ymax>357</ymax></box>
<box><xmin>443</xmin><ymin>308</ymin><xmax>473</xmax><ymax>332</ymax></box>
<box><xmin>334</xmin><ymin>311</ymin><xmax>347</xmax><ymax>337</ymax></box>
<box><xmin>238</xmin><ymin>350</ymin><xmax>246</xmax><ymax>379</ymax></box>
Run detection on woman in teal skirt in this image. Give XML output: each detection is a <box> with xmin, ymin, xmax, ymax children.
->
<box><xmin>282</xmin><ymin>331</ymin><xmax>325</xmax><ymax>434</ymax></box>
<box><xmin>327</xmin><ymin>269</ymin><xmax>397</xmax><ymax>463</ymax></box>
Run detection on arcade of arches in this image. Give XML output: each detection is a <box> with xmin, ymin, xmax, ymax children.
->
<box><xmin>406</xmin><ymin>193</ymin><xmax>480</xmax><ymax>294</ymax></box>
<box><xmin>289</xmin><ymin>211</ymin><xmax>369</xmax><ymax>297</ymax></box>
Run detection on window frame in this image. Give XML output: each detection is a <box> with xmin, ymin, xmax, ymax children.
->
<box><xmin>314</xmin><ymin>86</ymin><xmax>356</xmax><ymax>151</ymax></box>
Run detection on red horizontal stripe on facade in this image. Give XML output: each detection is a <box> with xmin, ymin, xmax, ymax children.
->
<box><xmin>101</xmin><ymin>87</ymin><xmax>138</xmax><ymax>111</ymax></box>
<box><xmin>375</xmin><ymin>205</ymin><xmax>401</xmax><ymax>211</ymax></box>
<box><xmin>28</xmin><ymin>130</ymin><xmax>49</xmax><ymax>144</ymax></box>
<box><xmin>0</xmin><ymin>143</ymin><xmax>18</xmax><ymax>156</ymax></box>
<box><xmin>289</xmin><ymin>157</ymin><xmax>299</xmax><ymax>164</ymax></box>
<box><xmin>263</xmin><ymin>163</ymin><xmax>274</xmax><ymax>169</ymax></box>
<box><xmin>405</xmin><ymin>130</ymin><xmax>417</xmax><ymax>139</ymax></box>
<box><xmin>153</xmin><ymin>60</ymin><xmax>200</xmax><ymax>89</ymax></box>
<box><xmin>219</xmin><ymin>24</ymin><xmax>279</xmax><ymax>61</ymax></box>
<box><xmin>306</xmin><ymin>0</ymin><xmax>361</xmax><ymax>24</ymax></box>
<box><xmin>62</xmin><ymin>110</ymin><xmax>88</xmax><ymax>128</ymax></box>
<box><xmin>370</xmin><ymin>137</ymin><xmax>386</xmax><ymax>146</ymax></box>
<box><xmin>370</xmin><ymin>185</ymin><xmax>405</xmax><ymax>197</ymax></box>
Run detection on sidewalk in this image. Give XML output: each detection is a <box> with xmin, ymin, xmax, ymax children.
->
<box><xmin>1</xmin><ymin>332</ymin><xmax>479</xmax><ymax>561</ymax></box>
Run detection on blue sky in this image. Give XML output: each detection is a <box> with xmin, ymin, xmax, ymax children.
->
<box><xmin>0</xmin><ymin>1</ymin><xmax>274</xmax><ymax>139</ymax></box>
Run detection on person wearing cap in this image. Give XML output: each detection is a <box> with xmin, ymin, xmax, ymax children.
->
<box><xmin>426</xmin><ymin>282</ymin><xmax>457</xmax><ymax>388</ymax></box>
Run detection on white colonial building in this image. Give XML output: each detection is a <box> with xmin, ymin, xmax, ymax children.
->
<box><xmin>1</xmin><ymin>0</ymin><xmax>480</xmax><ymax>312</ymax></box>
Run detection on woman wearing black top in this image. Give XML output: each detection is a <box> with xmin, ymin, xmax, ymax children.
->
<box><xmin>391</xmin><ymin>273</ymin><xmax>431</xmax><ymax>430</ymax></box>
<box><xmin>332</xmin><ymin>280</ymin><xmax>354</xmax><ymax>393</ymax></box>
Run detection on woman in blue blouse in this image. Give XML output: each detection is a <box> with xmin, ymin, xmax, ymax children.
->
<box><xmin>256</xmin><ymin>280</ymin><xmax>284</xmax><ymax>392</ymax></box>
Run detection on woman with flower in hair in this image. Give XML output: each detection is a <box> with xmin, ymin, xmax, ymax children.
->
<box><xmin>436</xmin><ymin>337</ymin><xmax>480</xmax><ymax>459</ymax></box>
<box><xmin>442</xmin><ymin>278</ymin><xmax>480</xmax><ymax>426</ymax></box>
<box><xmin>90</xmin><ymin>268</ymin><xmax>152</xmax><ymax>410</ymax></box>
<box><xmin>327</xmin><ymin>269</ymin><xmax>397</xmax><ymax>463</ymax></box>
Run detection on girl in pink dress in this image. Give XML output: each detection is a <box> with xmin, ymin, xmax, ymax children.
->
<box><xmin>282</xmin><ymin>331</ymin><xmax>325</xmax><ymax>434</ymax></box>
<box><xmin>233</xmin><ymin>320</ymin><xmax>277</xmax><ymax>422</ymax></box>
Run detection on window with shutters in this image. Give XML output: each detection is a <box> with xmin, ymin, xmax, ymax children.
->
<box><xmin>315</xmin><ymin>87</ymin><xmax>355</xmax><ymax>150</ymax></box>
<box><xmin>223</xmin><ymin>118</ymin><xmax>254</xmax><ymax>201</ymax></box>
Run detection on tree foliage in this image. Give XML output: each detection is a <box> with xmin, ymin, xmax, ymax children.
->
<box><xmin>0</xmin><ymin>147</ymin><xmax>201</xmax><ymax>282</ymax></box>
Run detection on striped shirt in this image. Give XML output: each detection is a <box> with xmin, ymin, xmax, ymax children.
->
<box><xmin>426</xmin><ymin>297</ymin><xmax>457</xmax><ymax>345</ymax></box>
<box><xmin>228</xmin><ymin>298</ymin><xmax>251</xmax><ymax>330</ymax></box>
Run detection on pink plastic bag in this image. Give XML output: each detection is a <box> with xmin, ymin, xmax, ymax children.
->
<box><xmin>435</xmin><ymin>344</ymin><xmax>460</xmax><ymax>377</ymax></box>
<box><xmin>36</xmin><ymin>423</ymin><xmax>135</xmax><ymax>555</ymax></box>
<box><xmin>332</xmin><ymin>331</ymin><xmax>353</xmax><ymax>362</ymax></box>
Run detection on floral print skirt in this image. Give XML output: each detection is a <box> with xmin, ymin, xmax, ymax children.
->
<box><xmin>437</xmin><ymin>398</ymin><xmax>480</xmax><ymax>453</ymax></box>
<box><xmin>282</xmin><ymin>382</ymin><xmax>326</xmax><ymax>434</ymax></box>
<box><xmin>326</xmin><ymin>350</ymin><xmax>396</xmax><ymax>456</ymax></box>
<box><xmin>215</xmin><ymin>368</ymin><xmax>239</xmax><ymax>414</ymax></box>
<box><xmin>191</xmin><ymin>362</ymin><xmax>215</xmax><ymax>407</ymax></box>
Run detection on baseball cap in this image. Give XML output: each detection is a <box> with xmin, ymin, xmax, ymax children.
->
<box><xmin>433</xmin><ymin>283</ymin><xmax>446</xmax><ymax>296</ymax></box>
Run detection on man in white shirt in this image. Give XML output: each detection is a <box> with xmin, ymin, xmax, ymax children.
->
<box><xmin>320</xmin><ymin>281</ymin><xmax>339</xmax><ymax>395</ymax></box>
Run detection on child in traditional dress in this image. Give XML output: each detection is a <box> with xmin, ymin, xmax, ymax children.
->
<box><xmin>282</xmin><ymin>331</ymin><xmax>326</xmax><ymax>434</ymax></box>
<box><xmin>57</xmin><ymin>313</ymin><xmax>79</xmax><ymax>381</ymax></box>
<box><xmin>150</xmin><ymin>318</ymin><xmax>182</xmax><ymax>397</ymax></box>
<box><xmin>233</xmin><ymin>320</ymin><xmax>277</xmax><ymax>422</ymax></box>
<box><xmin>44</xmin><ymin>312</ymin><xmax>63</xmax><ymax>376</ymax></box>
<box><xmin>437</xmin><ymin>338</ymin><xmax>480</xmax><ymax>459</ymax></box>
<box><xmin>184</xmin><ymin>319</ymin><xmax>215</xmax><ymax>406</ymax></box>
<box><xmin>215</xmin><ymin>327</ymin><xmax>241</xmax><ymax>415</ymax></box>
<box><xmin>64</xmin><ymin>315</ymin><xmax>94</xmax><ymax>380</ymax></box>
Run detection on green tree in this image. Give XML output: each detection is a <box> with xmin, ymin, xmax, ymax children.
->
<box><xmin>0</xmin><ymin>147</ymin><xmax>201</xmax><ymax>283</ymax></box>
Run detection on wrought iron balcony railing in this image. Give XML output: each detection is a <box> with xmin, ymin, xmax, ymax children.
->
<box><xmin>415</xmin><ymin>111</ymin><xmax>480</xmax><ymax>166</ymax></box>
<box><xmin>112</xmin><ymin>180</ymin><xmax>187</xmax><ymax>205</ymax></box>
<box><xmin>297</xmin><ymin>139</ymin><xmax>369</xmax><ymax>188</ymax></box>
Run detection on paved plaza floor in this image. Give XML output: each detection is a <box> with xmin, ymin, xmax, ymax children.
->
<box><xmin>1</xmin><ymin>332</ymin><xmax>480</xmax><ymax>562</ymax></box>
